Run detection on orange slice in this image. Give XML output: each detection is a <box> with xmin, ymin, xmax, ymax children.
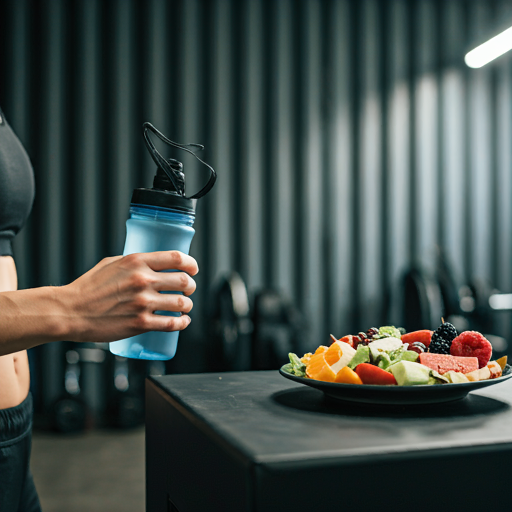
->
<box><xmin>306</xmin><ymin>341</ymin><xmax>358</xmax><ymax>383</ymax></box>
<box><xmin>324</xmin><ymin>343</ymin><xmax>342</xmax><ymax>366</ymax></box>
<box><xmin>335</xmin><ymin>366</ymin><xmax>363</xmax><ymax>384</ymax></box>
<box><xmin>306</xmin><ymin>349</ymin><xmax>336</xmax><ymax>382</ymax></box>
<box><xmin>329</xmin><ymin>341</ymin><xmax>357</xmax><ymax>374</ymax></box>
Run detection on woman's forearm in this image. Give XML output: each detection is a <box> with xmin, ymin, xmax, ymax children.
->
<box><xmin>0</xmin><ymin>251</ymin><xmax>198</xmax><ymax>355</ymax></box>
<box><xmin>0</xmin><ymin>286</ymin><xmax>71</xmax><ymax>355</ymax></box>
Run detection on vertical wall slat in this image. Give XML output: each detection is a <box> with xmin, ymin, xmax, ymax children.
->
<box><xmin>468</xmin><ymin>0</ymin><xmax>493</xmax><ymax>282</ymax></box>
<box><xmin>110</xmin><ymin>0</ymin><xmax>137</xmax><ymax>256</ymax></box>
<box><xmin>74</xmin><ymin>0</ymin><xmax>101</xmax><ymax>277</ymax></box>
<box><xmin>210</xmin><ymin>0</ymin><xmax>234</xmax><ymax>278</ymax></box>
<box><xmin>271</xmin><ymin>0</ymin><xmax>294</xmax><ymax>298</ymax></box>
<box><xmin>441</xmin><ymin>0</ymin><xmax>467</xmax><ymax>283</ymax></box>
<box><xmin>144</xmin><ymin>0</ymin><xmax>171</xmax><ymax>186</ymax></box>
<box><xmin>387</xmin><ymin>0</ymin><xmax>411</xmax><ymax>323</ymax></box>
<box><xmin>325</xmin><ymin>0</ymin><xmax>352</xmax><ymax>335</ymax></box>
<box><xmin>415</xmin><ymin>0</ymin><xmax>438</xmax><ymax>266</ymax></box>
<box><xmin>241</xmin><ymin>0</ymin><xmax>264</xmax><ymax>290</ymax></box>
<box><xmin>301</xmin><ymin>0</ymin><xmax>323</xmax><ymax>342</ymax></box>
<box><xmin>359</xmin><ymin>0</ymin><xmax>382</xmax><ymax>328</ymax></box>
<box><xmin>40</xmin><ymin>0</ymin><xmax>66</xmax><ymax>286</ymax></box>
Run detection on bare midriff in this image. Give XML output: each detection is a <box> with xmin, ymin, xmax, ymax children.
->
<box><xmin>0</xmin><ymin>255</ymin><xmax>30</xmax><ymax>409</ymax></box>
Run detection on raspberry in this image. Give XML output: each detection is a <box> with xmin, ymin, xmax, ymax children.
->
<box><xmin>450</xmin><ymin>331</ymin><xmax>492</xmax><ymax>369</ymax></box>
<box><xmin>429</xmin><ymin>321</ymin><xmax>457</xmax><ymax>354</ymax></box>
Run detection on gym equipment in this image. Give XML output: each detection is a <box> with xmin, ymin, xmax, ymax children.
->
<box><xmin>250</xmin><ymin>288</ymin><xmax>304</xmax><ymax>371</ymax></box>
<box><xmin>209</xmin><ymin>272</ymin><xmax>252</xmax><ymax>371</ymax></box>
<box><xmin>104</xmin><ymin>354</ymin><xmax>147</xmax><ymax>429</ymax></box>
<box><xmin>50</xmin><ymin>344</ymin><xmax>87</xmax><ymax>433</ymax></box>
<box><xmin>399</xmin><ymin>249</ymin><xmax>511</xmax><ymax>358</ymax></box>
<box><xmin>402</xmin><ymin>266</ymin><xmax>444</xmax><ymax>333</ymax></box>
<box><xmin>209</xmin><ymin>273</ymin><xmax>304</xmax><ymax>371</ymax></box>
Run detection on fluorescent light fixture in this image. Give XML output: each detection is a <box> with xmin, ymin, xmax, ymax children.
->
<box><xmin>489</xmin><ymin>293</ymin><xmax>512</xmax><ymax>310</ymax></box>
<box><xmin>465</xmin><ymin>26</ymin><xmax>512</xmax><ymax>68</ymax></box>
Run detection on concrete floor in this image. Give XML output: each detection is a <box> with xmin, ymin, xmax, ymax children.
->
<box><xmin>31</xmin><ymin>428</ymin><xmax>145</xmax><ymax>512</ymax></box>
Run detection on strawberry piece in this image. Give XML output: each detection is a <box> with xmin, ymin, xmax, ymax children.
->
<box><xmin>355</xmin><ymin>363</ymin><xmax>397</xmax><ymax>385</ymax></box>
<box><xmin>401</xmin><ymin>330</ymin><xmax>433</xmax><ymax>348</ymax></box>
<box><xmin>450</xmin><ymin>331</ymin><xmax>493</xmax><ymax>369</ymax></box>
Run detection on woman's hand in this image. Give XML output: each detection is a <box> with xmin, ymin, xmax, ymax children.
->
<box><xmin>62</xmin><ymin>251</ymin><xmax>199</xmax><ymax>343</ymax></box>
<box><xmin>0</xmin><ymin>250</ymin><xmax>198</xmax><ymax>355</ymax></box>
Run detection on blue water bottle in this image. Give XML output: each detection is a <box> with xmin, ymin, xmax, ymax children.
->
<box><xmin>109</xmin><ymin>122</ymin><xmax>216</xmax><ymax>360</ymax></box>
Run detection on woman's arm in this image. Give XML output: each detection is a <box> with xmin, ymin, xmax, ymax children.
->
<box><xmin>0</xmin><ymin>250</ymin><xmax>198</xmax><ymax>356</ymax></box>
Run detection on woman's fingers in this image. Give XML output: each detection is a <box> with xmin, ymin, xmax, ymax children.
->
<box><xmin>127</xmin><ymin>251</ymin><xmax>199</xmax><ymax>275</ymax></box>
<box><xmin>149</xmin><ymin>292</ymin><xmax>194</xmax><ymax>314</ymax></box>
<box><xmin>154</xmin><ymin>272</ymin><xmax>196</xmax><ymax>296</ymax></box>
<box><xmin>146</xmin><ymin>314</ymin><xmax>191</xmax><ymax>333</ymax></box>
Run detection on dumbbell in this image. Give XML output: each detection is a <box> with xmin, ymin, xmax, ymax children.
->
<box><xmin>209</xmin><ymin>272</ymin><xmax>252</xmax><ymax>371</ymax></box>
<box><xmin>51</xmin><ymin>346</ymin><xmax>87</xmax><ymax>433</ymax></box>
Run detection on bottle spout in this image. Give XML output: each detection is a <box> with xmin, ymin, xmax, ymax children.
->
<box><xmin>143</xmin><ymin>122</ymin><xmax>216</xmax><ymax>199</ymax></box>
<box><xmin>152</xmin><ymin>161</ymin><xmax>185</xmax><ymax>195</ymax></box>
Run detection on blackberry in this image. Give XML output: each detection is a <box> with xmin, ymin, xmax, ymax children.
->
<box><xmin>429</xmin><ymin>320</ymin><xmax>457</xmax><ymax>354</ymax></box>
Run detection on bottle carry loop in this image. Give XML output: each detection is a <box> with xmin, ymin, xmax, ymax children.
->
<box><xmin>142</xmin><ymin>122</ymin><xmax>217</xmax><ymax>199</ymax></box>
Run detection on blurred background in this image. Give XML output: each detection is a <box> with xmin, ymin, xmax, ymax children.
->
<box><xmin>1</xmin><ymin>0</ymin><xmax>512</xmax><ymax>510</ymax></box>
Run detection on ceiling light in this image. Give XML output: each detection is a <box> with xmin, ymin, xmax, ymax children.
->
<box><xmin>465</xmin><ymin>25</ymin><xmax>512</xmax><ymax>68</ymax></box>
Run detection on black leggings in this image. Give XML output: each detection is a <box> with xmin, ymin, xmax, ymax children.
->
<box><xmin>0</xmin><ymin>393</ymin><xmax>41</xmax><ymax>512</ymax></box>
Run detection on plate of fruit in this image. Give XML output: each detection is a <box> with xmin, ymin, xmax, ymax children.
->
<box><xmin>280</xmin><ymin>322</ymin><xmax>512</xmax><ymax>405</ymax></box>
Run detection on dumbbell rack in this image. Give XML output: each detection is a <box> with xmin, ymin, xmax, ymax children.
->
<box><xmin>400</xmin><ymin>250</ymin><xmax>512</xmax><ymax>359</ymax></box>
<box><xmin>31</xmin><ymin>341</ymin><xmax>165</xmax><ymax>433</ymax></box>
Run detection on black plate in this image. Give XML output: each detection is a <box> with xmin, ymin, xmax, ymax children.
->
<box><xmin>279</xmin><ymin>363</ymin><xmax>512</xmax><ymax>405</ymax></box>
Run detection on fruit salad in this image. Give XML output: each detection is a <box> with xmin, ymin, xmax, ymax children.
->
<box><xmin>287</xmin><ymin>321</ymin><xmax>508</xmax><ymax>386</ymax></box>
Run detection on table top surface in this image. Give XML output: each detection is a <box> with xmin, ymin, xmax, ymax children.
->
<box><xmin>149</xmin><ymin>371</ymin><xmax>512</xmax><ymax>465</ymax></box>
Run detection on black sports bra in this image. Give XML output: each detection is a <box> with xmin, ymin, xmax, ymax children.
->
<box><xmin>0</xmin><ymin>108</ymin><xmax>35</xmax><ymax>257</ymax></box>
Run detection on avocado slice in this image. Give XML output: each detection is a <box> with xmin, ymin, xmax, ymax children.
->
<box><xmin>388</xmin><ymin>360</ymin><xmax>431</xmax><ymax>386</ymax></box>
<box><xmin>347</xmin><ymin>345</ymin><xmax>370</xmax><ymax>370</ymax></box>
<box><xmin>376</xmin><ymin>353</ymin><xmax>392</xmax><ymax>369</ymax></box>
<box><xmin>401</xmin><ymin>351</ymin><xmax>419</xmax><ymax>363</ymax></box>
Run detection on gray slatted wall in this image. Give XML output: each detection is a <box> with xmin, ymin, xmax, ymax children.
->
<box><xmin>1</xmin><ymin>0</ymin><xmax>512</xmax><ymax>359</ymax></box>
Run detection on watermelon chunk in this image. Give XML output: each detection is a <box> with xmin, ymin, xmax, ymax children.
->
<box><xmin>419</xmin><ymin>353</ymin><xmax>478</xmax><ymax>375</ymax></box>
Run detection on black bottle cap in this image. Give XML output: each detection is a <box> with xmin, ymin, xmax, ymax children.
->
<box><xmin>131</xmin><ymin>187</ymin><xmax>196</xmax><ymax>214</ymax></box>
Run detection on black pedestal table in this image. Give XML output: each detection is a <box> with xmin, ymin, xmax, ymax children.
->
<box><xmin>146</xmin><ymin>371</ymin><xmax>512</xmax><ymax>512</ymax></box>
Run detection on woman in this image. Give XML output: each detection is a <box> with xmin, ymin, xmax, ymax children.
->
<box><xmin>0</xmin><ymin>107</ymin><xmax>198</xmax><ymax>511</ymax></box>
